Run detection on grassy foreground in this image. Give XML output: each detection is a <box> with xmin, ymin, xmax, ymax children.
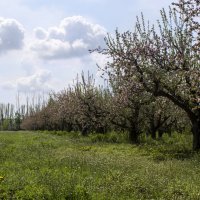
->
<box><xmin>0</xmin><ymin>131</ymin><xmax>200</xmax><ymax>199</ymax></box>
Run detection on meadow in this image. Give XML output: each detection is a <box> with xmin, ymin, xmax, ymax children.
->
<box><xmin>0</xmin><ymin>131</ymin><xmax>200</xmax><ymax>199</ymax></box>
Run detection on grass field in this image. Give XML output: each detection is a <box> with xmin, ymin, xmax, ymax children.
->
<box><xmin>0</xmin><ymin>131</ymin><xmax>200</xmax><ymax>199</ymax></box>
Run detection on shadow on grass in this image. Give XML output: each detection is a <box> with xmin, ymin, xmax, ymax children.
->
<box><xmin>138</xmin><ymin>133</ymin><xmax>195</xmax><ymax>161</ymax></box>
<box><xmin>154</xmin><ymin>149</ymin><xmax>194</xmax><ymax>162</ymax></box>
<box><xmin>138</xmin><ymin>142</ymin><xmax>195</xmax><ymax>162</ymax></box>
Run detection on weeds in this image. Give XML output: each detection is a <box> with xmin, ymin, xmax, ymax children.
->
<box><xmin>0</xmin><ymin>131</ymin><xmax>200</xmax><ymax>199</ymax></box>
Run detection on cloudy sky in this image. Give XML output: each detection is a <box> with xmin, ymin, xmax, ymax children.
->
<box><xmin>0</xmin><ymin>0</ymin><xmax>174</xmax><ymax>103</ymax></box>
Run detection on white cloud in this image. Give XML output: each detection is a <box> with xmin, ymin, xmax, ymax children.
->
<box><xmin>2</xmin><ymin>70</ymin><xmax>52</xmax><ymax>93</ymax></box>
<box><xmin>0</xmin><ymin>18</ymin><xmax>24</xmax><ymax>54</ymax></box>
<box><xmin>34</xmin><ymin>27</ymin><xmax>47</xmax><ymax>40</ymax></box>
<box><xmin>31</xmin><ymin>16</ymin><xmax>106</xmax><ymax>59</ymax></box>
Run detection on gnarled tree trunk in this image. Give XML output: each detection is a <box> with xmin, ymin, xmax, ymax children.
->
<box><xmin>129</xmin><ymin>124</ymin><xmax>140</xmax><ymax>144</ymax></box>
<box><xmin>192</xmin><ymin>117</ymin><xmax>200</xmax><ymax>151</ymax></box>
<box><xmin>128</xmin><ymin>105</ymin><xmax>141</xmax><ymax>144</ymax></box>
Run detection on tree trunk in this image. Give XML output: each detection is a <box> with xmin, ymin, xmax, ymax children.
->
<box><xmin>192</xmin><ymin>119</ymin><xmax>200</xmax><ymax>151</ymax></box>
<box><xmin>129</xmin><ymin>130</ymin><xmax>139</xmax><ymax>144</ymax></box>
<box><xmin>149</xmin><ymin>119</ymin><xmax>157</xmax><ymax>139</ymax></box>
<box><xmin>81</xmin><ymin>124</ymin><xmax>89</xmax><ymax>136</ymax></box>
<box><xmin>129</xmin><ymin>124</ymin><xmax>140</xmax><ymax>144</ymax></box>
<box><xmin>151</xmin><ymin>131</ymin><xmax>156</xmax><ymax>140</ymax></box>
<box><xmin>129</xmin><ymin>105</ymin><xmax>141</xmax><ymax>144</ymax></box>
<box><xmin>158</xmin><ymin>129</ymin><xmax>164</xmax><ymax>138</ymax></box>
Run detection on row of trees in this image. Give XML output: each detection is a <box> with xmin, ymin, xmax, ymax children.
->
<box><xmin>3</xmin><ymin>0</ymin><xmax>199</xmax><ymax>150</ymax></box>
<box><xmin>21</xmin><ymin>72</ymin><xmax>190</xmax><ymax>142</ymax></box>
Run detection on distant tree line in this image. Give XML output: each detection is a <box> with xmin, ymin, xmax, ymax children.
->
<box><xmin>0</xmin><ymin>95</ymin><xmax>46</xmax><ymax>131</ymax></box>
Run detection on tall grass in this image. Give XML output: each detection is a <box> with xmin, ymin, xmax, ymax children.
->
<box><xmin>0</xmin><ymin>131</ymin><xmax>199</xmax><ymax>199</ymax></box>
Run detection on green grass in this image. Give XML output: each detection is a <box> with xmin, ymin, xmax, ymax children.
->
<box><xmin>0</xmin><ymin>131</ymin><xmax>200</xmax><ymax>199</ymax></box>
